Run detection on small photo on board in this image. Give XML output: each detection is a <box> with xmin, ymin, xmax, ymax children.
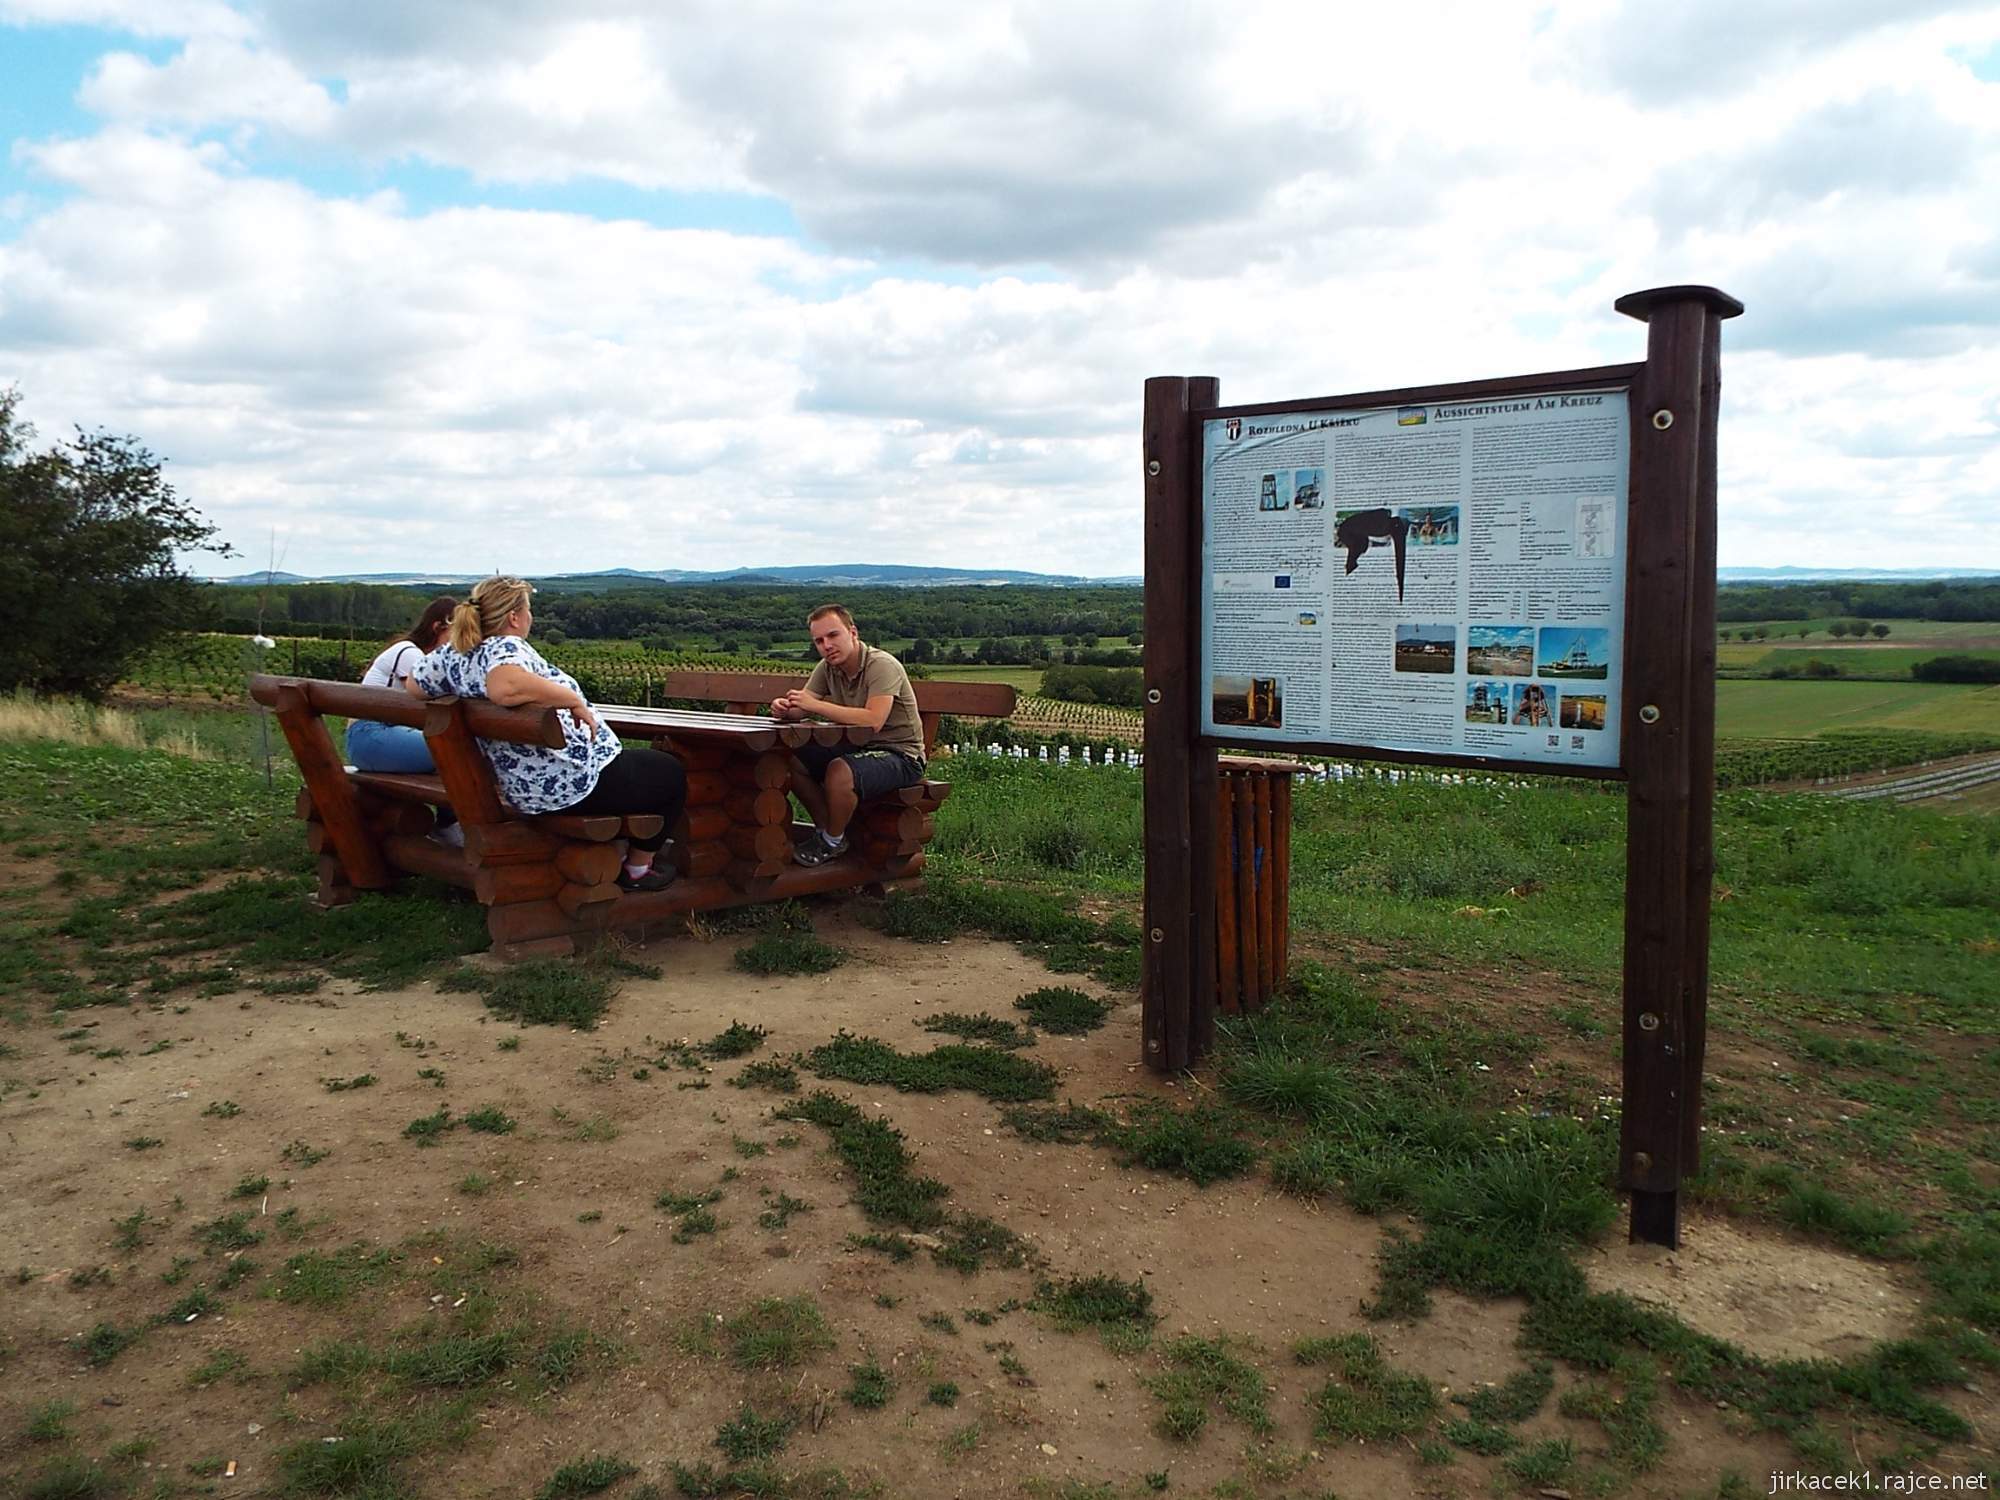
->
<box><xmin>1466</xmin><ymin>624</ymin><xmax>1534</xmax><ymax>677</ymax></box>
<box><xmin>1397</xmin><ymin>504</ymin><xmax>1459</xmax><ymax>546</ymax></box>
<box><xmin>1296</xmin><ymin>611</ymin><xmax>1318</xmax><ymax>627</ymax></box>
<box><xmin>1393</xmin><ymin>623</ymin><xmax>1456</xmax><ymax>674</ymax></box>
<box><xmin>1560</xmin><ymin>693</ymin><xmax>1608</xmax><ymax>731</ymax></box>
<box><xmin>1465</xmin><ymin>681</ymin><xmax>1508</xmax><ymax>725</ymax></box>
<box><xmin>1212</xmin><ymin>674</ymin><xmax>1283</xmax><ymax>729</ymax></box>
<box><xmin>1292</xmin><ymin>467</ymin><xmax>1325</xmax><ymax>510</ymax></box>
<box><xmin>1258</xmin><ymin>472</ymin><xmax>1289</xmax><ymax>512</ymax></box>
<box><xmin>1538</xmin><ymin>626</ymin><xmax>1611</xmax><ymax>679</ymax></box>
<box><xmin>1511</xmin><ymin>682</ymin><xmax>1557</xmax><ymax>728</ymax></box>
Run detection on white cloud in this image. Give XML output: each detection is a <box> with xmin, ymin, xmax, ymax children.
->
<box><xmin>0</xmin><ymin>2</ymin><xmax>1997</xmax><ymax>575</ymax></box>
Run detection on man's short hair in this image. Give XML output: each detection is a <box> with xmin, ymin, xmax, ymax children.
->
<box><xmin>807</xmin><ymin>603</ymin><xmax>856</xmax><ymax>632</ymax></box>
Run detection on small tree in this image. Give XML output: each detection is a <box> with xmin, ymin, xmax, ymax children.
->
<box><xmin>1870</xmin><ymin>623</ymin><xmax>1890</xmax><ymax>639</ymax></box>
<box><xmin>0</xmin><ymin>389</ymin><xmax>232</xmax><ymax>699</ymax></box>
<box><xmin>1828</xmin><ymin>621</ymin><xmax>1850</xmax><ymax>638</ymax></box>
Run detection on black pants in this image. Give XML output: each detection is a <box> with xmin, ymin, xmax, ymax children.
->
<box><xmin>563</xmin><ymin>747</ymin><xmax>686</xmax><ymax>854</ymax></box>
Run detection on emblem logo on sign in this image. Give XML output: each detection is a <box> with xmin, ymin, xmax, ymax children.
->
<box><xmin>1225</xmin><ymin>418</ymin><xmax>1242</xmax><ymax>440</ymax></box>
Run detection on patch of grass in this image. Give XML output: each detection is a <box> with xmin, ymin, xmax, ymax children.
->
<box><xmin>1443</xmin><ymin>1416</ymin><xmax>1516</xmax><ymax>1454</ymax></box>
<box><xmin>927</xmin><ymin>1382</ymin><xmax>959</xmax><ymax>1407</ymax></box>
<box><xmin>919</xmin><ymin>1011</ymin><xmax>1036</xmax><ymax>1049</ymax></box>
<box><xmin>24</xmin><ymin>1398</ymin><xmax>77</xmax><ymax>1442</ymax></box>
<box><xmin>919</xmin><ymin>1311</ymin><xmax>957</xmax><ymax>1336</ymax></box>
<box><xmin>1503</xmin><ymin>1436</ymin><xmax>1577</xmax><ymax>1487</ymax></box>
<box><xmin>462</xmin><ymin>1104</ymin><xmax>518</xmax><ymax>1135</ymax></box>
<box><xmin>1451</xmin><ymin>1359</ymin><xmax>1553</xmax><ymax>1424</ymax></box>
<box><xmin>164</xmin><ymin>1286</ymin><xmax>218</xmax><ymax>1321</ymax></box>
<box><xmin>1296</xmin><ymin>1333</ymin><xmax>1439</xmax><ymax>1444</ymax></box>
<box><xmin>122</xmin><ymin>1134</ymin><xmax>161</xmax><ymax>1150</ymax></box>
<box><xmin>458</xmin><ymin>1173</ymin><xmax>494</xmax><ymax>1196</ymax></box>
<box><xmin>1148</xmin><ymin>1336</ymin><xmax>1273</xmax><ymax>1443</ymax></box>
<box><xmin>774</xmin><ymin>1091</ymin><xmax>1030</xmax><ymax>1274</ymax></box>
<box><xmin>201</xmin><ymin>1099</ymin><xmax>242</xmax><ymax>1118</ymax></box>
<box><xmin>1105</xmin><ymin>1101</ymin><xmax>1258</xmax><ymax>1186</ymax></box>
<box><xmin>231</xmin><ymin>1174</ymin><xmax>271</xmax><ymax>1198</ymax></box>
<box><xmin>110</xmin><ymin>1206</ymin><xmax>150</xmax><ymax>1251</ymax></box>
<box><xmin>18</xmin><ymin>1456</ymin><xmax>118</xmax><ymax>1499</ymax></box>
<box><xmin>274</xmin><ymin>1415</ymin><xmax>423</xmax><ymax>1497</ymax></box>
<box><xmin>275</xmin><ymin>1243</ymin><xmax>399</xmax><ymax>1306</ymax></box>
<box><xmin>1771</xmin><ymin>1171</ymin><xmax>1912</xmax><ymax>1256</ymax></box>
<box><xmin>758</xmin><ymin>1193</ymin><xmax>810</xmax><ymax>1232</ymax></box>
<box><xmin>383</xmin><ymin>1329</ymin><xmax>519</xmax><ymax>1388</ymax></box>
<box><xmin>1559</xmin><ymin>1360</ymin><xmax>1667</xmax><ymax>1473</ymax></box>
<box><xmin>804</xmin><ymin>1031</ymin><xmax>1058</xmax><ymax>1102</ymax></box>
<box><xmin>322</xmin><ymin>1073</ymin><xmax>377</xmax><ymax>1092</ymax></box>
<box><xmin>280</xmin><ymin>1138</ymin><xmax>329</xmax><ymax>1166</ymax></box>
<box><xmin>536</xmin><ymin>1454</ymin><xmax>639</xmax><ymax>1499</ymax></box>
<box><xmin>1032</xmin><ymin>1274</ymin><xmax>1157</xmax><ymax>1353</ymax></box>
<box><xmin>81</xmin><ymin>1320</ymin><xmax>140</xmax><ymax>1367</ymax></box>
<box><xmin>1013</xmin><ymin>985</ymin><xmax>1112</xmax><ymax>1034</ymax></box>
<box><xmin>703</xmin><ymin>1021</ymin><xmax>769</xmax><ymax>1058</ymax></box>
<box><xmin>733</xmin><ymin>927</ymin><xmax>846</xmax><ymax>976</ymax></box>
<box><xmin>998</xmin><ymin>1100</ymin><xmax>1114</xmax><ymax>1144</ymax></box>
<box><xmin>195</xmin><ymin>1211</ymin><xmax>263</xmax><ymax>1252</ymax></box>
<box><xmin>720</xmin><ymin>1296</ymin><xmax>836</xmax><ymax>1371</ymax></box>
<box><xmin>444</xmin><ymin>958</ymin><xmax>618</xmax><ymax>1029</ymax></box>
<box><xmin>657</xmin><ymin>1186</ymin><xmax>722</xmax><ymax>1214</ymax></box>
<box><xmin>672</xmin><ymin>1207</ymin><xmax>719</xmax><ymax>1243</ymax></box>
<box><xmin>403</xmin><ymin>1106</ymin><xmax>457</xmax><ymax>1145</ymax></box>
<box><xmin>845</xmin><ymin>1358</ymin><xmax>894</xmax><ymax>1409</ymax></box>
<box><xmin>729</xmin><ymin>1058</ymin><xmax>800</xmax><ymax>1093</ymax></box>
<box><xmin>189</xmin><ymin>1347</ymin><xmax>251</xmax><ymax>1386</ymax></box>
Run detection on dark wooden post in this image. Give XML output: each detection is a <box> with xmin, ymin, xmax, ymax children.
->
<box><xmin>1142</xmin><ymin>375</ymin><xmax>1217</xmax><ymax>1073</ymax></box>
<box><xmin>271</xmin><ymin>684</ymin><xmax>392</xmax><ymax>891</ymax></box>
<box><xmin>1185</xmin><ymin>377</ymin><xmax>1221</xmax><ymax>1059</ymax></box>
<box><xmin>1614</xmin><ymin>284</ymin><xmax>1742</xmax><ymax>1247</ymax></box>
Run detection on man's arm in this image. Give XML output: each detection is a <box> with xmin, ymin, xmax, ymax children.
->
<box><xmin>784</xmin><ymin>691</ymin><xmax>893</xmax><ymax>731</ymax></box>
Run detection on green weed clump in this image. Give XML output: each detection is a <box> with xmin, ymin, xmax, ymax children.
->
<box><xmin>1452</xmin><ymin>1360</ymin><xmax>1553</xmax><ymax>1424</ymax></box>
<box><xmin>728</xmin><ymin>1058</ymin><xmax>799</xmax><ymax>1092</ymax></box>
<box><xmin>275</xmin><ymin>1416</ymin><xmax>423</xmax><ymax>1498</ymax></box>
<box><xmin>1013</xmin><ymin>985</ymin><xmax>1112</xmax><ymax>1034</ymax></box>
<box><xmin>535</xmin><ymin>1454</ymin><xmax>638</xmax><ymax>1499</ymax></box>
<box><xmin>845</xmin><ymin>1358</ymin><xmax>894</xmax><ymax>1408</ymax></box>
<box><xmin>1148</xmin><ymin>1336</ymin><xmax>1274</xmax><ymax>1443</ymax></box>
<box><xmin>803</xmin><ymin>1031</ymin><xmax>1058</xmax><ymax>1103</ymax></box>
<box><xmin>920</xmin><ymin>1011</ymin><xmax>1036</xmax><ymax>1048</ymax></box>
<box><xmin>275</xmin><ymin>1243</ymin><xmax>399</xmax><ymax>1306</ymax></box>
<box><xmin>440</xmin><ymin>959</ymin><xmax>617</xmax><ymax>1029</ymax></box>
<box><xmin>702</xmin><ymin>1021</ymin><xmax>769</xmax><ymax>1058</ymax></box>
<box><xmin>718</xmin><ymin>1297</ymin><xmax>835</xmax><ymax>1371</ymax></box>
<box><xmin>1296</xmin><ymin>1333</ymin><xmax>1439</xmax><ymax>1444</ymax></box>
<box><xmin>1032</xmin><ymin>1274</ymin><xmax>1157</xmax><ymax>1353</ymax></box>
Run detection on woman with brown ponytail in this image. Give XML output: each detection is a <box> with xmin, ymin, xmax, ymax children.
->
<box><xmin>407</xmin><ymin>576</ymin><xmax>686</xmax><ymax>891</ymax></box>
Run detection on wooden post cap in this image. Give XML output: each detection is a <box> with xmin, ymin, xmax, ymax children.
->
<box><xmin>1614</xmin><ymin>285</ymin><xmax>1744</xmax><ymax>322</ymax></box>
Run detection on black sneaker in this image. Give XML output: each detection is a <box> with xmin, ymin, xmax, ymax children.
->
<box><xmin>618</xmin><ymin>864</ymin><xmax>678</xmax><ymax>892</ymax></box>
<box><xmin>794</xmin><ymin>833</ymin><xmax>849</xmax><ymax>867</ymax></box>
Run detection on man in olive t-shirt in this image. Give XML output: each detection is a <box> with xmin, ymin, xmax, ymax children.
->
<box><xmin>769</xmin><ymin>604</ymin><xmax>926</xmax><ymax>865</ymax></box>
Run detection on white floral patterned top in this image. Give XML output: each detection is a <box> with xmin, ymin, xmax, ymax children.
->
<box><xmin>410</xmin><ymin>636</ymin><xmax>620</xmax><ymax>813</ymax></box>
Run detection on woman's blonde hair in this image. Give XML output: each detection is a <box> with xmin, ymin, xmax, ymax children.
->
<box><xmin>449</xmin><ymin>575</ymin><xmax>532</xmax><ymax>653</ymax></box>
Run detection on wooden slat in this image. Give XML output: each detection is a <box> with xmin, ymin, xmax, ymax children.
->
<box><xmin>476</xmin><ymin>863</ymin><xmax>564</xmax><ymax>905</ymax></box>
<box><xmin>464</xmin><ymin>823</ymin><xmax>561</xmax><ymax>864</ymax></box>
<box><xmin>724</xmin><ymin>824</ymin><xmax>793</xmax><ymax>864</ymax></box>
<box><xmin>1233</xmin><ymin>780</ymin><xmax>1258</xmax><ymax>1011</ymax></box>
<box><xmin>1254</xmin><ymin>772</ymin><xmax>1275</xmax><ymax>1005</ymax></box>
<box><xmin>683</xmin><ymin>771</ymin><xmax>729</xmax><ymax>805</ymax></box>
<box><xmin>1214</xmin><ymin>775</ymin><xmax>1239</xmax><ymax>1015</ymax></box>
<box><xmin>523</xmin><ymin>812</ymin><xmax>623</xmax><ymax>841</ymax></box>
<box><xmin>1273</xmin><ymin>774</ymin><xmax>1293</xmax><ymax>996</ymax></box>
<box><xmin>424</xmin><ymin>701</ymin><xmax>507</xmax><ymax>827</ymax></box>
<box><xmin>348</xmin><ymin>771</ymin><xmax>449</xmax><ymax>803</ymax></box>
<box><xmin>1186</xmin><ymin>373</ymin><xmax>1221</xmax><ymax>1055</ymax></box>
<box><xmin>380</xmin><ymin>833</ymin><xmax>474</xmax><ymax>889</ymax></box>
<box><xmin>554</xmin><ymin>842</ymin><xmax>623</xmax><ymax>886</ymax></box>
<box><xmin>557</xmin><ymin>881</ymin><xmax>621</xmax><ymax>917</ymax></box>
<box><xmin>315</xmin><ymin>853</ymin><xmax>355</xmax><ymax>909</ymax></box>
<box><xmin>620</xmin><ymin>815</ymin><xmax>665</xmax><ymax>843</ymax></box>
<box><xmin>275</xmin><ymin>684</ymin><xmax>392</xmax><ymax>890</ymax></box>
<box><xmin>671</xmin><ymin>842</ymin><xmax>731</xmax><ymax>878</ymax></box>
<box><xmin>249</xmin><ymin>675</ymin><xmax>567</xmax><ymax>748</ymax></box>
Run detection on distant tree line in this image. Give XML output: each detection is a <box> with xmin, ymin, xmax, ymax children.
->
<box><xmin>205</xmin><ymin>580</ymin><xmax>1145</xmax><ymax>650</ymax></box>
<box><xmin>1718</xmin><ymin>579</ymin><xmax>2000</xmax><ymax>624</ymax></box>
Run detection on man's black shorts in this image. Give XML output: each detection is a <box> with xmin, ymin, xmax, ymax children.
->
<box><xmin>793</xmin><ymin>742</ymin><xmax>926</xmax><ymax>800</ymax></box>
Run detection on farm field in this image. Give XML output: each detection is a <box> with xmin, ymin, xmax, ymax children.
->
<box><xmin>1</xmin><ymin>704</ymin><xmax>1997</xmax><ymax>1497</ymax></box>
<box><xmin>1716</xmin><ymin>678</ymin><xmax>2000</xmax><ymax>738</ymax></box>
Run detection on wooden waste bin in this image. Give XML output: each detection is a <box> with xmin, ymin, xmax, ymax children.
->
<box><xmin>1214</xmin><ymin>756</ymin><xmax>1305</xmax><ymax>1012</ymax></box>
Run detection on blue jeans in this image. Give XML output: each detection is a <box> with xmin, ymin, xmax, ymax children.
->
<box><xmin>345</xmin><ymin>718</ymin><xmax>436</xmax><ymax>774</ymax></box>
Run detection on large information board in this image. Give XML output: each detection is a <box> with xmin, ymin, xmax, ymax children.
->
<box><xmin>1198</xmin><ymin>388</ymin><xmax>1630</xmax><ymax>771</ymax></box>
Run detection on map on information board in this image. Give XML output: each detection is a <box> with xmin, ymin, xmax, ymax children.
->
<box><xmin>1198</xmin><ymin>388</ymin><xmax>1630</xmax><ymax>771</ymax></box>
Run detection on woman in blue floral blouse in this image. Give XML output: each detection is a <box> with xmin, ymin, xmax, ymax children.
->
<box><xmin>408</xmin><ymin>575</ymin><xmax>686</xmax><ymax>891</ymax></box>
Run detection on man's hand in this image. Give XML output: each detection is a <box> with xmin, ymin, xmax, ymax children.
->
<box><xmin>787</xmin><ymin>689</ymin><xmax>827</xmax><ymax>715</ymax></box>
<box><xmin>770</xmin><ymin>693</ymin><xmax>804</xmax><ymax>721</ymax></box>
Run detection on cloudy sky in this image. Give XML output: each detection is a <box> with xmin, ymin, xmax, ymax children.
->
<box><xmin>3</xmin><ymin>1</ymin><xmax>1997</xmax><ymax>578</ymax></box>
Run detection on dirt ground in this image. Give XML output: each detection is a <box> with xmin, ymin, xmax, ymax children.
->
<box><xmin>1</xmin><ymin>905</ymin><xmax>1985</xmax><ymax>1497</ymax></box>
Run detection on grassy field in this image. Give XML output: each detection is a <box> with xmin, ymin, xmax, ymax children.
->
<box><xmin>2</xmin><ymin>712</ymin><xmax>1997</xmax><ymax>1494</ymax></box>
<box><xmin>1716</xmin><ymin>679</ymin><xmax>2000</xmax><ymax>738</ymax></box>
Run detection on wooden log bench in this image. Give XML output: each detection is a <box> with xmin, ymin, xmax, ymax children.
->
<box><xmin>247</xmin><ymin>669</ymin><xmax>1015</xmax><ymax>960</ymax></box>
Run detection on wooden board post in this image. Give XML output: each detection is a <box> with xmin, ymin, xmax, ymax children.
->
<box><xmin>1142</xmin><ymin>374</ymin><xmax>1218</xmax><ymax>1073</ymax></box>
<box><xmin>1615</xmin><ymin>285</ymin><xmax>1742</xmax><ymax>1248</ymax></box>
